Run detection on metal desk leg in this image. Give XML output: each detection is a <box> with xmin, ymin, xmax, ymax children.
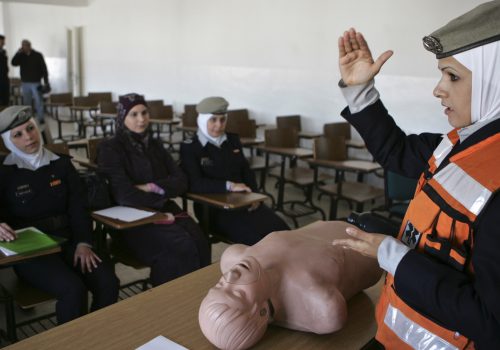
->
<box><xmin>276</xmin><ymin>155</ymin><xmax>286</xmax><ymax>211</ymax></box>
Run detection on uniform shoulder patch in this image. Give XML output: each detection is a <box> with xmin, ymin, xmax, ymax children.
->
<box><xmin>183</xmin><ymin>139</ymin><xmax>193</xmax><ymax>144</ymax></box>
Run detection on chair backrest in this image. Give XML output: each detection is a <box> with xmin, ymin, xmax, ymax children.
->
<box><xmin>227</xmin><ymin>109</ymin><xmax>249</xmax><ymax>121</ymax></box>
<box><xmin>88</xmin><ymin>92</ymin><xmax>112</xmax><ymax>105</ymax></box>
<box><xmin>41</xmin><ymin>125</ymin><xmax>54</xmax><ymax>144</ymax></box>
<box><xmin>264</xmin><ymin>128</ymin><xmax>298</xmax><ymax>148</ymax></box>
<box><xmin>0</xmin><ymin>137</ymin><xmax>9</xmax><ymax>154</ymax></box>
<box><xmin>182</xmin><ymin>108</ymin><xmax>198</xmax><ymax>127</ymax></box>
<box><xmin>323</xmin><ymin>122</ymin><xmax>351</xmax><ymax>140</ymax></box>
<box><xmin>146</xmin><ymin>100</ymin><xmax>164</xmax><ymax>109</ymax></box>
<box><xmin>226</xmin><ymin>119</ymin><xmax>257</xmax><ymax>138</ymax></box>
<box><xmin>149</xmin><ymin>105</ymin><xmax>174</xmax><ymax>120</ymax></box>
<box><xmin>276</xmin><ymin>115</ymin><xmax>301</xmax><ymax>132</ymax></box>
<box><xmin>88</xmin><ymin>138</ymin><xmax>104</xmax><ymax>163</ymax></box>
<box><xmin>73</xmin><ymin>96</ymin><xmax>95</xmax><ymax>107</ymax></box>
<box><xmin>100</xmin><ymin>101</ymin><xmax>117</xmax><ymax>114</ymax></box>
<box><xmin>49</xmin><ymin>92</ymin><xmax>73</xmax><ymax>104</ymax></box>
<box><xmin>313</xmin><ymin>136</ymin><xmax>347</xmax><ymax>161</ymax></box>
<box><xmin>44</xmin><ymin>142</ymin><xmax>69</xmax><ymax>155</ymax></box>
<box><xmin>385</xmin><ymin>171</ymin><xmax>418</xmax><ymax>201</ymax></box>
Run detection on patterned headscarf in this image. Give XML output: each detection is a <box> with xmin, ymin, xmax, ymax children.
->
<box><xmin>115</xmin><ymin>93</ymin><xmax>151</xmax><ymax>152</ymax></box>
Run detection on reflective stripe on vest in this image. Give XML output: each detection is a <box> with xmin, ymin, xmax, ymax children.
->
<box><xmin>384</xmin><ymin>304</ymin><xmax>459</xmax><ymax>350</ymax></box>
<box><xmin>433</xmin><ymin>163</ymin><xmax>492</xmax><ymax>216</ymax></box>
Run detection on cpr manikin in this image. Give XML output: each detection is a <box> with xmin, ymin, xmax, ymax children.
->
<box><xmin>198</xmin><ymin>221</ymin><xmax>382</xmax><ymax>350</ymax></box>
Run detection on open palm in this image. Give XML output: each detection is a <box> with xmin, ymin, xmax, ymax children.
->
<box><xmin>338</xmin><ymin>28</ymin><xmax>393</xmax><ymax>85</ymax></box>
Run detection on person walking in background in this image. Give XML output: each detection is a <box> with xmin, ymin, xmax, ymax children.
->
<box><xmin>0</xmin><ymin>35</ymin><xmax>9</xmax><ymax>106</ymax></box>
<box><xmin>11</xmin><ymin>40</ymin><xmax>49</xmax><ymax>124</ymax></box>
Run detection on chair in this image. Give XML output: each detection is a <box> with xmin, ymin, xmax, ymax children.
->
<box><xmin>374</xmin><ymin>170</ymin><xmax>418</xmax><ymax>221</ymax></box>
<box><xmin>276</xmin><ymin>115</ymin><xmax>301</xmax><ymax>132</ymax></box>
<box><xmin>44</xmin><ymin>143</ymin><xmax>69</xmax><ymax>156</ymax></box>
<box><xmin>99</xmin><ymin>101</ymin><xmax>117</xmax><ymax>114</ymax></box>
<box><xmin>313</xmin><ymin>136</ymin><xmax>384</xmax><ymax>219</ymax></box>
<box><xmin>88</xmin><ymin>92</ymin><xmax>112</xmax><ymax>106</ymax></box>
<box><xmin>265</xmin><ymin>128</ymin><xmax>329</xmax><ymax>227</ymax></box>
<box><xmin>225</xmin><ymin>109</ymin><xmax>250</xmax><ymax>133</ymax></box>
<box><xmin>226</xmin><ymin>118</ymin><xmax>256</xmax><ymax>138</ymax></box>
<box><xmin>71</xmin><ymin>96</ymin><xmax>101</xmax><ymax>138</ymax></box>
<box><xmin>0</xmin><ymin>267</ymin><xmax>57</xmax><ymax>342</ymax></box>
<box><xmin>323</xmin><ymin>122</ymin><xmax>351</xmax><ymax>139</ymax></box>
<box><xmin>47</xmin><ymin>93</ymin><xmax>76</xmax><ymax>141</ymax></box>
<box><xmin>145</xmin><ymin>100</ymin><xmax>164</xmax><ymax>109</ymax></box>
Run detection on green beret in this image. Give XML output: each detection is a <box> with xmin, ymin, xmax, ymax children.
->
<box><xmin>0</xmin><ymin>106</ymin><xmax>33</xmax><ymax>134</ymax></box>
<box><xmin>423</xmin><ymin>1</ymin><xmax>500</xmax><ymax>58</ymax></box>
<box><xmin>196</xmin><ymin>97</ymin><xmax>229</xmax><ymax>115</ymax></box>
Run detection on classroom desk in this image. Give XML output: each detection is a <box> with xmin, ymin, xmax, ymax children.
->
<box><xmin>255</xmin><ymin>146</ymin><xmax>314</xmax><ymax>212</ymax></box>
<box><xmin>91</xmin><ymin>210</ymin><xmax>169</xmax><ymax>231</ymax></box>
<box><xmin>176</xmin><ymin>125</ymin><xmax>198</xmax><ymax>139</ymax></box>
<box><xmin>185</xmin><ymin>192</ymin><xmax>268</xmax><ymax>246</ymax></box>
<box><xmin>149</xmin><ymin>118</ymin><xmax>181</xmax><ymax>138</ymax></box>
<box><xmin>3</xmin><ymin>263</ymin><xmax>382</xmax><ymax>350</ymax></box>
<box><xmin>307</xmin><ymin>159</ymin><xmax>381</xmax><ymax>182</ymax></box>
<box><xmin>346</xmin><ymin>139</ymin><xmax>366</xmax><ymax>149</ymax></box>
<box><xmin>240</xmin><ymin>137</ymin><xmax>264</xmax><ymax>147</ymax></box>
<box><xmin>0</xmin><ymin>247</ymin><xmax>61</xmax><ymax>266</ymax></box>
<box><xmin>69</xmin><ymin>106</ymin><xmax>99</xmax><ymax>138</ymax></box>
<box><xmin>298</xmin><ymin>131</ymin><xmax>322</xmax><ymax>139</ymax></box>
<box><xmin>46</xmin><ymin>102</ymin><xmax>77</xmax><ymax>141</ymax></box>
<box><xmin>186</xmin><ymin>192</ymin><xmax>268</xmax><ymax>210</ymax></box>
<box><xmin>71</xmin><ymin>156</ymin><xmax>98</xmax><ymax>170</ymax></box>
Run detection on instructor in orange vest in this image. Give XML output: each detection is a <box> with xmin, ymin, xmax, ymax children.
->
<box><xmin>334</xmin><ymin>2</ymin><xmax>500</xmax><ymax>349</ymax></box>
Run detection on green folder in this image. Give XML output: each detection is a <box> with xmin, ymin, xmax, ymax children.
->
<box><xmin>0</xmin><ymin>227</ymin><xmax>65</xmax><ymax>256</ymax></box>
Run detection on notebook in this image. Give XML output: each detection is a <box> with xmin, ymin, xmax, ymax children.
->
<box><xmin>0</xmin><ymin>227</ymin><xmax>65</xmax><ymax>257</ymax></box>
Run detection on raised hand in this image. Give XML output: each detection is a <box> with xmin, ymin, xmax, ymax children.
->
<box><xmin>338</xmin><ymin>28</ymin><xmax>393</xmax><ymax>86</ymax></box>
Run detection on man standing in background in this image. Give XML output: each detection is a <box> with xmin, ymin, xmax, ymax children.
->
<box><xmin>11</xmin><ymin>39</ymin><xmax>49</xmax><ymax>124</ymax></box>
<box><xmin>0</xmin><ymin>35</ymin><xmax>9</xmax><ymax>106</ymax></box>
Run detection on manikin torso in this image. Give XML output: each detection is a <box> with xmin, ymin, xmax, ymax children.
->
<box><xmin>220</xmin><ymin>220</ymin><xmax>382</xmax><ymax>333</ymax></box>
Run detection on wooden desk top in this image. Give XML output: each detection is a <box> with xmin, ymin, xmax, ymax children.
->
<box><xmin>298</xmin><ymin>131</ymin><xmax>322</xmax><ymax>139</ymax></box>
<box><xmin>186</xmin><ymin>192</ymin><xmax>268</xmax><ymax>209</ymax></box>
<box><xmin>307</xmin><ymin>159</ymin><xmax>381</xmax><ymax>173</ymax></box>
<box><xmin>256</xmin><ymin>145</ymin><xmax>313</xmax><ymax>158</ymax></box>
<box><xmin>46</xmin><ymin>102</ymin><xmax>72</xmax><ymax>107</ymax></box>
<box><xmin>4</xmin><ymin>263</ymin><xmax>382</xmax><ymax>350</ymax></box>
<box><xmin>346</xmin><ymin>139</ymin><xmax>366</xmax><ymax>149</ymax></box>
<box><xmin>149</xmin><ymin>118</ymin><xmax>181</xmax><ymax>125</ymax></box>
<box><xmin>0</xmin><ymin>246</ymin><xmax>61</xmax><ymax>266</ymax></box>
<box><xmin>91</xmin><ymin>210</ymin><xmax>168</xmax><ymax>230</ymax></box>
<box><xmin>71</xmin><ymin>156</ymin><xmax>98</xmax><ymax>170</ymax></box>
<box><xmin>176</xmin><ymin>125</ymin><xmax>198</xmax><ymax>132</ymax></box>
<box><xmin>95</xmin><ymin>113</ymin><xmax>116</xmax><ymax>119</ymax></box>
<box><xmin>240</xmin><ymin>137</ymin><xmax>264</xmax><ymax>147</ymax></box>
<box><xmin>69</xmin><ymin>106</ymin><xmax>99</xmax><ymax>111</ymax></box>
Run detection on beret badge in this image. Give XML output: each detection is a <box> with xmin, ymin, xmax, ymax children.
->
<box><xmin>422</xmin><ymin>36</ymin><xmax>443</xmax><ymax>54</ymax></box>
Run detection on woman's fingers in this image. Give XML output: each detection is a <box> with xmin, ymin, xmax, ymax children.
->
<box><xmin>0</xmin><ymin>223</ymin><xmax>16</xmax><ymax>241</ymax></box>
<box><xmin>349</xmin><ymin>28</ymin><xmax>360</xmax><ymax>50</ymax></box>
<box><xmin>343</xmin><ymin>31</ymin><xmax>353</xmax><ymax>53</ymax></box>
<box><xmin>338</xmin><ymin>36</ymin><xmax>347</xmax><ymax>58</ymax></box>
<box><xmin>372</xmin><ymin>50</ymin><xmax>394</xmax><ymax>74</ymax></box>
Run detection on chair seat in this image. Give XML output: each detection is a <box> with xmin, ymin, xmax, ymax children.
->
<box><xmin>0</xmin><ymin>267</ymin><xmax>55</xmax><ymax>310</ymax></box>
<box><xmin>269</xmin><ymin>167</ymin><xmax>333</xmax><ymax>186</ymax></box>
<box><xmin>319</xmin><ymin>181</ymin><xmax>384</xmax><ymax>203</ymax></box>
<box><xmin>246</xmin><ymin>156</ymin><xmax>279</xmax><ymax>171</ymax></box>
<box><xmin>108</xmin><ymin>238</ymin><xmax>148</xmax><ymax>270</ymax></box>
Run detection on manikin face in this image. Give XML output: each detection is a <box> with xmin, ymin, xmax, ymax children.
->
<box><xmin>10</xmin><ymin>120</ymin><xmax>41</xmax><ymax>154</ymax></box>
<box><xmin>207</xmin><ymin>114</ymin><xmax>227</xmax><ymax>138</ymax></box>
<box><xmin>433</xmin><ymin>56</ymin><xmax>472</xmax><ymax>129</ymax></box>
<box><xmin>124</xmin><ymin>104</ymin><xmax>150</xmax><ymax>134</ymax></box>
<box><xmin>207</xmin><ymin>257</ymin><xmax>271</xmax><ymax>317</ymax></box>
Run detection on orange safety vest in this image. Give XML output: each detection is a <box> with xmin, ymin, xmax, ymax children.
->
<box><xmin>375</xmin><ymin>130</ymin><xmax>500</xmax><ymax>350</ymax></box>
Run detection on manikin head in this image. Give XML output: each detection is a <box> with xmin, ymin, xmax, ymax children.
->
<box><xmin>199</xmin><ymin>257</ymin><xmax>273</xmax><ymax>350</ymax></box>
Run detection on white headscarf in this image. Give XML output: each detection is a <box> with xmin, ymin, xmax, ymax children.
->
<box><xmin>1</xmin><ymin>118</ymin><xmax>59</xmax><ymax>171</ymax></box>
<box><xmin>454</xmin><ymin>41</ymin><xmax>500</xmax><ymax>140</ymax></box>
<box><xmin>197</xmin><ymin>113</ymin><xmax>228</xmax><ymax>148</ymax></box>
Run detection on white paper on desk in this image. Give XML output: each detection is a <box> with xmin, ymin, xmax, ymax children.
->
<box><xmin>136</xmin><ymin>335</ymin><xmax>189</xmax><ymax>350</ymax></box>
<box><xmin>93</xmin><ymin>206</ymin><xmax>155</xmax><ymax>222</ymax></box>
<box><xmin>0</xmin><ymin>246</ymin><xmax>16</xmax><ymax>256</ymax></box>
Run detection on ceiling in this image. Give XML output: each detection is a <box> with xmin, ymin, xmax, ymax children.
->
<box><xmin>0</xmin><ymin>0</ymin><xmax>89</xmax><ymax>7</ymax></box>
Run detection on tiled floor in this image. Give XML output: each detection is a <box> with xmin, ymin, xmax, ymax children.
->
<box><xmin>0</xmin><ymin>115</ymin><xmax>384</xmax><ymax>347</ymax></box>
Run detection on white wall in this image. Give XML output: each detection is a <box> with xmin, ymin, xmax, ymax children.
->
<box><xmin>1</xmin><ymin>0</ymin><xmax>486</xmax><ymax>136</ymax></box>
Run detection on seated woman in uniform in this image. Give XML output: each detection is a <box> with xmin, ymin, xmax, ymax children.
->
<box><xmin>0</xmin><ymin>106</ymin><xmax>119</xmax><ymax>324</ymax></box>
<box><xmin>97</xmin><ymin>93</ymin><xmax>210</xmax><ymax>287</ymax></box>
<box><xmin>180</xmin><ymin>97</ymin><xmax>289</xmax><ymax>245</ymax></box>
